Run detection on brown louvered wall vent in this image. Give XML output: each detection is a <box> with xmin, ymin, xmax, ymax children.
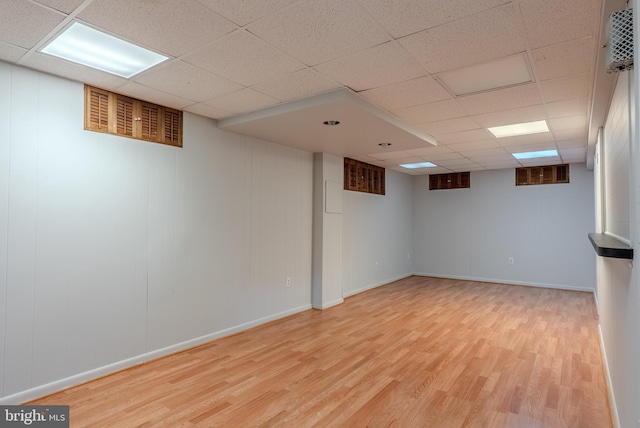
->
<box><xmin>344</xmin><ymin>158</ymin><xmax>385</xmax><ymax>195</ymax></box>
<box><xmin>429</xmin><ymin>172</ymin><xmax>470</xmax><ymax>190</ymax></box>
<box><xmin>515</xmin><ymin>164</ymin><xmax>569</xmax><ymax>186</ymax></box>
<box><xmin>85</xmin><ymin>85</ymin><xmax>183</xmax><ymax>147</ymax></box>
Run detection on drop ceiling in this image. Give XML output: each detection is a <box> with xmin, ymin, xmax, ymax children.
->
<box><xmin>0</xmin><ymin>0</ymin><xmax>624</xmax><ymax>175</ymax></box>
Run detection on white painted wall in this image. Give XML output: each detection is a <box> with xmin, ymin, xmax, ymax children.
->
<box><xmin>595</xmin><ymin>54</ymin><xmax>640</xmax><ymax>427</ymax></box>
<box><xmin>342</xmin><ymin>170</ymin><xmax>413</xmax><ymax>296</ymax></box>
<box><xmin>604</xmin><ymin>72</ymin><xmax>631</xmax><ymax>243</ymax></box>
<box><xmin>311</xmin><ymin>153</ymin><xmax>344</xmax><ymax>309</ymax></box>
<box><xmin>413</xmin><ymin>165</ymin><xmax>596</xmax><ymax>291</ymax></box>
<box><xmin>0</xmin><ymin>63</ymin><xmax>313</xmax><ymax>403</ymax></box>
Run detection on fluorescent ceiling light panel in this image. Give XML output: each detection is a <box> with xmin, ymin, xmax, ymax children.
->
<box><xmin>400</xmin><ymin>162</ymin><xmax>437</xmax><ymax>169</ymax></box>
<box><xmin>40</xmin><ymin>22</ymin><xmax>168</xmax><ymax>78</ymax></box>
<box><xmin>436</xmin><ymin>54</ymin><xmax>534</xmax><ymax>96</ymax></box>
<box><xmin>488</xmin><ymin>120</ymin><xmax>549</xmax><ymax>138</ymax></box>
<box><xmin>512</xmin><ymin>149</ymin><xmax>558</xmax><ymax>160</ymax></box>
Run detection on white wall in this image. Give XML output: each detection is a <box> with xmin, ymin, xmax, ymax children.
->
<box><xmin>342</xmin><ymin>170</ymin><xmax>413</xmax><ymax>296</ymax></box>
<box><xmin>0</xmin><ymin>63</ymin><xmax>313</xmax><ymax>403</ymax></box>
<box><xmin>413</xmin><ymin>165</ymin><xmax>596</xmax><ymax>291</ymax></box>
<box><xmin>312</xmin><ymin>153</ymin><xmax>344</xmax><ymax>309</ymax></box>
<box><xmin>604</xmin><ymin>72</ymin><xmax>631</xmax><ymax>242</ymax></box>
<box><xmin>596</xmin><ymin>61</ymin><xmax>640</xmax><ymax>427</ymax></box>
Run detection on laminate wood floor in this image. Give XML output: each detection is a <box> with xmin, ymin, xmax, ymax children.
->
<box><xmin>29</xmin><ymin>276</ymin><xmax>612</xmax><ymax>427</ymax></box>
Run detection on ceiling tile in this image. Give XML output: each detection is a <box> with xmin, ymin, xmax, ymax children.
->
<box><xmin>416</xmin><ymin>117</ymin><xmax>481</xmax><ymax>135</ymax></box>
<box><xmin>472</xmin><ymin>105</ymin><xmax>546</xmax><ymax>128</ymax></box>
<box><xmin>419</xmin><ymin>152</ymin><xmax>465</xmax><ymax>161</ymax></box>
<box><xmin>0</xmin><ymin>0</ymin><xmax>65</xmax><ymax>49</ymax></box>
<box><xmin>548</xmin><ymin>115</ymin><xmax>588</xmax><ymax>132</ymax></box>
<box><xmin>184</xmin><ymin>103</ymin><xmax>233</xmax><ymax>120</ymax></box>
<box><xmin>0</xmin><ymin>41</ymin><xmax>27</xmax><ymax>63</ymax></box>
<box><xmin>358</xmin><ymin>0</ymin><xmax>510</xmax><ymax>39</ymax></box>
<box><xmin>393</xmin><ymin>99</ymin><xmax>467</xmax><ymax>124</ymax></box>
<box><xmin>406</xmin><ymin>145</ymin><xmax>454</xmax><ymax>156</ymax></box>
<box><xmin>505</xmin><ymin>141</ymin><xmax>558</xmax><ymax>153</ymax></box>
<box><xmin>559</xmin><ymin>146</ymin><xmax>587</xmax><ymax>157</ymax></box>
<box><xmin>477</xmin><ymin>159</ymin><xmax>521</xmax><ymax>169</ymax></box>
<box><xmin>447</xmin><ymin>139</ymin><xmax>500</xmax><ymax>152</ymax></box>
<box><xmin>115</xmin><ymin>82</ymin><xmax>195</xmax><ymax>109</ymax></box>
<box><xmin>532</xmin><ymin>37</ymin><xmax>595</xmax><ymax>81</ymax></box>
<box><xmin>435</xmin><ymin>129</ymin><xmax>493</xmax><ymax>144</ymax></box>
<box><xmin>183</xmin><ymin>30</ymin><xmax>304</xmax><ymax>86</ymax></box>
<box><xmin>32</xmin><ymin>0</ymin><xmax>85</xmax><ymax>13</ymax></box>
<box><xmin>457</xmin><ymin>83</ymin><xmax>542</xmax><ymax>115</ymax></box>
<box><xmin>556</xmin><ymin>139</ymin><xmax>585</xmax><ymax>148</ymax></box>
<box><xmin>467</xmin><ymin>154</ymin><xmax>515</xmax><ymax>164</ymax></box>
<box><xmin>399</xmin><ymin>4</ymin><xmax>526</xmax><ymax>74</ymax></box>
<box><xmin>450</xmin><ymin>163</ymin><xmax>485</xmax><ymax>172</ymax></box>
<box><xmin>369</xmin><ymin>150</ymin><xmax>413</xmax><ymax>160</ymax></box>
<box><xmin>519</xmin><ymin>0</ymin><xmax>601</xmax><ymax>49</ymax></box>
<box><xmin>546</xmin><ymin>98</ymin><xmax>589</xmax><ymax>119</ymax></box>
<box><xmin>196</xmin><ymin>0</ymin><xmax>298</xmax><ymax>26</ymax></box>
<box><xmin>314</xmin><ymin>42</ymin><xmax>426</xmax><ymax>91</ymax></box>
<box><xmin>435</xmin><ymin>158</ymin><xmax>477</xmax><ymax>166</ymax></box>
<box><xmin>552</xmin><ymin>128</ymin><xmax>585</xmax><ymax>141</ymax></box>
<box><xmin>540</xmin><ymin>74</ymin><xmax>591</xmax><ymax>103</ymax></box>
<box><xmin>20</xmin><ymin>52</ymin><xmax>127</xmax><ymax>90</ymax></box>
<box><xmin>247</xmin><ymin>0</ymin><xmax>390</xmax><ymax>66</ymax></box>
<box><xmin>134</xmin><ymin>60</ymin><xmax>242</xmax><ymax>102</ymax></box>
<box><xmin>251</xmin><ymin>69</ymin><xmax>341</xmax><ymax>102</ymax></box>
<box><xmin>494</xmin><ymin>132</ymin><xmax>555</xmax><ymax>147</ymax></box>
<box><xmin>203</xmin><ymin>88</ymin><xmax>279</xmax><ymax>114</ymax></box>
<box><xmin>78</xmin><ymin>0</ymin><xmax>238</xmax><ymax>57</ymax></box>
<box><xmin>458</xmin><ymin>147</ymin><xmax>509</xmax><ymax>157</ymax></box>
<box><xmin>359</xmin><ymin>76</ymin><xmax>451</xmax><ymax>111</ymax></box>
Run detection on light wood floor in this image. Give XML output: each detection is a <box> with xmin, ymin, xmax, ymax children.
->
<box><xmin>29</xmin><ymin>276</ymin><xmax>612</xmax><ymax>427</ymax></box>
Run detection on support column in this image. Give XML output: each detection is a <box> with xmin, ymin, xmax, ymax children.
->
<box><xmin>311</xmin><ymin>153</ymin><xmax>343</xmax><ymax>309</ymax></box>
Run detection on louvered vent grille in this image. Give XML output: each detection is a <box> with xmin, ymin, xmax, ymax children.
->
<box><xmin>85</xmin><ymin>85</ymin><xmax>182</xmax><ymax>147</ymax></box>
<box><xmin>607</xmin><ymin>8</ymin><xmax>634</xmax><ymax>73</ymax></box>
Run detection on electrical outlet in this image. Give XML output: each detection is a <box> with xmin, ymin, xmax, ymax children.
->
<box><xmin>508</xmin><ymin>257</ymin><xmax>514</xmax><ymax>265</ymax></box>
<box><xmin>286</xmin><ymin>277</ymin><xmax>291</xmax><ymax>287</ymax></box>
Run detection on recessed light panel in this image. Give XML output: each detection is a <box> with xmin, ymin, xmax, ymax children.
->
<box><xmin>436</xmin><ymin>54</ymin><xmax>534</xmax><ymax>96</ymax></box>
<box><xmin>512</xmin><ymin>149</ymin><xmax>558</xmax><ymax>160</ymax></box>
<box><xmin>40</xmin><ymin>22</ymin><xmax>168</xmax><ymax>78</ymax></box>
<box><xmin>400</xmin><ymin>162</ymin><xmax>437</xmax><ymax>169</ymax></box>
<box><xmin>488</xmin><ymin>120</ymin><xmax>549</xmax><ymax>138</ymax></box>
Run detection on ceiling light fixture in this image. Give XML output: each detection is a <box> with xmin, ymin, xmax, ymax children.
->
<box><xmin>323</xmin><ymin>120</ymin><xmax>340</xmax><ymax>126</ymax></box>
<box><xmin>399</xmin><ymin>162</ymin><xmax>437</xmax><ymax>169</ymax></box>
<box><xmin>512</xmin><ymin>149</ymin><xmax>559</xmax><ymax>160</ymax></box>
<box><xmin>488</xmin><ymin>120</ymin><xmax>549</xmax><ymax>138</ymax></box>
<box><xmin>378</xmin><ymin>142</ymin><xmax>392</xmax><ymax>147</ymax></box>
<box><xmin>40</xmin><ymin>22</ymin><xmax>169</xmax><ymax>78</ymax></box>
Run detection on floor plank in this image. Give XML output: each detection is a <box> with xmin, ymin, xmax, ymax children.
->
<box><xmin>29</xmin><ymin>276</ymin><xmax>612</xmax><ymax>427</ymax></box>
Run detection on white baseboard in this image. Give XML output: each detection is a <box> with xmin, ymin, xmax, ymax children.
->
<box><xmin>412</xmin><ymin>272</ymin><xmax>595</xmax><ymax>293</ymax></box>
<box><xmin>0</xmin><ymin>304</ymin><xmax>312</xmax><ymax>405</ymax></box>
<box><xmin>312</xmin><ymin>298</ymin><xmax>344</xmax><ymax>310</ymax></box>
<box><xmin>598</xmin><ymin>324</ymin><xmax>621</xmax><ymax>428</ymax></box>
<box><xmin>342</xmin><ymin>273</ymin><xmax>413</xmax><ymax>298</ymax></box>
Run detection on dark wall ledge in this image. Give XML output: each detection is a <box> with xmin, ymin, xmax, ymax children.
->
<box><xmin>588</xmin><ymin>233</ymin><xmax>634</xmax><ymax>259</ymax></box>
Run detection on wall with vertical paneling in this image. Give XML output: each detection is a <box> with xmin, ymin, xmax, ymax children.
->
<box><xmin>603</xmin><ymin>72</ymin><xmax>631</xmax><ymax>242</ymax></box>
<box><xmin>595</xmin><ymin>60</ymin><xmax>640</xmax><ymax>428</ymax></box>
<box><xmin>0</xmin><ymin>63</ymin><xmax>313</xmax><ymax>403</ymax></box>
